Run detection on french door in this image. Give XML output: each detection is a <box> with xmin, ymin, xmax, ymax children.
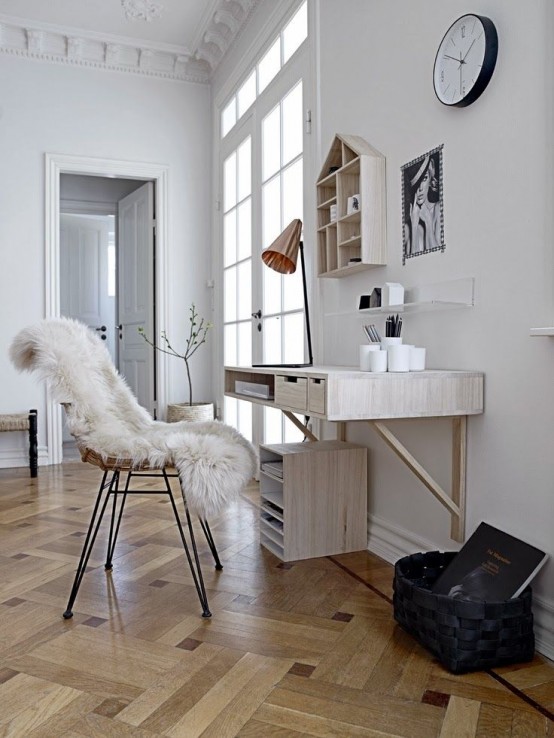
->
<box><xmin>221</xmin><ymin>50</ymin><xmax>310</xmax><ymax>448</ymax></box>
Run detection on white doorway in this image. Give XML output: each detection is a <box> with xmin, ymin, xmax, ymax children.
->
<box><xmin>45</xmin><ymin>154</ymin><xmax>170</xmax><ymax>466</ymax></box>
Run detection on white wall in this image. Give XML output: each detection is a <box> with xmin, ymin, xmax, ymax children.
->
<box><xmin>316</xmin><ymin>0</ymin><xmax>554</xmax><ymax>656</ymax></box>
<box><xmin>0</xmin><ymin>57</ymin><xmax>212</xmax><ymax>465</ymax></box>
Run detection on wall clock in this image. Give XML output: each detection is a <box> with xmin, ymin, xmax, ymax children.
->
<box><xmin>433</xmin><ymin>14</ymin><xmax>498</xmax><ymax>107</ymax></box>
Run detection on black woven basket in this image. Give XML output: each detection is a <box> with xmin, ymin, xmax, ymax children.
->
<box><xmin>393</xmin><ymin>551</ymin><xmax>535</xmax><ymax>673</ymax></box>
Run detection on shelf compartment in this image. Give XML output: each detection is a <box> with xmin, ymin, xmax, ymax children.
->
<box><xmin>261</xmin><ymin>501</ymin><xmax>284</xmax><ymax>522</ymax></box>
<box><xmin>260</xmin><ymin>532</ymin><xmax>284</xmax><ymax>558</ymax></box>
<box><xmin>260</xmin><ymin>516</ymin><xmax>284</xmax><ymax>544</ymax></box>
<box><xmin>260</xmin><ymin>488</ymin><xmax>284</xmax><ymax>509</ymax></box>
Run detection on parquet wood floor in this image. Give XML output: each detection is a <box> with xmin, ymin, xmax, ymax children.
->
<box><xmin>0</xmin><ymin>462</ymin><xmax>552</xmax><ymax>737</ymax></box>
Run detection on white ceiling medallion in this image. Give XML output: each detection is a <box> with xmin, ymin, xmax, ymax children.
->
<box><xmin>121</xmin><ymin>0</ymin><xmax>163</xmax><ymax>22</ymax></box>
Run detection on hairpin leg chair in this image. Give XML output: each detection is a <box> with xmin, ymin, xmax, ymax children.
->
<box><xmin>10</xmin><ymin>317</ymin><xmax>256</xmax><ymax>620</ymax></box>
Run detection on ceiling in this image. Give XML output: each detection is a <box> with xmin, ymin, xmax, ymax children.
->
<box><xmin>0</xmin><ymin>0</ymin><xmax>260</xmax><ymax>81</ymax></box>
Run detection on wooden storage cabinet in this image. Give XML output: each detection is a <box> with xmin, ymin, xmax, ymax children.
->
<box><xmin>259</xmin><ymin>441</ymin><xmax>368</xmax><ymax>561</ymax></box>
<box><xmin>317</xmin><ymin>134</ymin><xmax>386</xmax><ymax>278</ymax></box>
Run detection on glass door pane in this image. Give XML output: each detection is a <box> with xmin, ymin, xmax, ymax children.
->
<box><xmin>259</xmin><ymin>79</ymin><xmax>305</xmax><ymax>444</ymax></box>
<box><xmin>223</xmin><ymin>136</ymin><xmax>253</xmax><ymax>441</ymax></box>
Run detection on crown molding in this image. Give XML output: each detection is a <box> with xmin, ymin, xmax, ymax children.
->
<box><xmin>0</xmin><ymin>1</ymin><xmax>261</xmax><ymax>83</ymax></box>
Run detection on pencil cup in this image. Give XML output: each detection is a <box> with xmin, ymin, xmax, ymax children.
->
<box><xmin>359</xmin><ymin>344</ymin><xmax>380</xmax><ymax>371</ymax></box>
<box><xmin>380</xmin><ymin>337</ymin><xmax>402</xmax><ymax>350</ymax></box>
<box><xmin>409</xmin><ymin>347</ymin><xmax>426</xmax><ymax>371</ymax></box>
<box><xmin>369</xmin><ymin>349</ymin><xmax>387</xmax><ymax>373</ymax></box>
<box><xmin>388</xmin><ymin>344</ymin><xmax>411</xmax><ymax>372</ymax></box>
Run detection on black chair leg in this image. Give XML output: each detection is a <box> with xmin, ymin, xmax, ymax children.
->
<box><xmin>162</xmin><ymin>469</ymin><xmax>212</xmax><ymax>618</ymax></box>
<box><xmin>104</xmin><ymin>472</ymin><xmax>129</xmax><ymax>571</ymax></box>
<box><xmin>199</xmin><ymin>519</ymin><xmax>223</xmax><ymax>570</ymax></box>
<box><xmin>63</xmin><ymin>470</ymin><xmax>116</xmax><ymax>619</ymax></box>
<box><xmin>28</xmin><ymin>409</ymin><xmax>38</xmax><ymax>478</ymax></box>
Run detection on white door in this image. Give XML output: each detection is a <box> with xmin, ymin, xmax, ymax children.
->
<box><xmin>117</xmin><ymin>182</ymin><xmax>156</xmax><ymax>415</ymax></box>
<box><xmin>60</xmin><ymin>213</ymin><xmax>116</xmax><ymax>442</ymax></box>
<box><xmin>60</xmin><ymin>213</ymin><xmax>116</xmax><ymax>356</ymax></box>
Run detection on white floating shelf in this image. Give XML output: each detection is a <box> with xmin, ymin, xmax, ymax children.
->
<box><xmin>325</xmin><ymin>299</ymin><xmax>473</xmax><ymax>319</ymax></box>
<box><xmin>530</xmin><ymin>327</ymin><xmax>554</xmax><ymax>336</ymax></box>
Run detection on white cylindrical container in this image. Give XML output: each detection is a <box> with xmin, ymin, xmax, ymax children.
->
<box><xmin>388</xmin><ymin>344</ymin><xmax>411</xmax><ymax>372</ymax></box>
<box><xmin>380</xmin><ymin>336</ymin><xmax>402</xmax><ymax>350</ymax></box>
<box><xmin>369</xmin><ymin>349</ymin><xmax>387</xmax><ymax>373</ymax></box>
<box><xmin>410</xmin><ymin>347</ymin><xmax>426</xmax><ymax>371</ymax></box>
<box><xmin>359</xmin><ymin>344</ymin><xmax>380</xmax><ymax>371</ymax></box>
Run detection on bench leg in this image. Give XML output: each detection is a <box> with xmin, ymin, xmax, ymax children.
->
<box><xmin>28</xmin><ymin>409</ymin><xmax>38</xmax><ymax>478</ymax></box>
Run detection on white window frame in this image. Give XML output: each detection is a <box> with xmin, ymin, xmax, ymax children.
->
<box><xmin>212</xmin><ymin>1</ymin><xmax>318</xmax><ymax>444</ymax></box>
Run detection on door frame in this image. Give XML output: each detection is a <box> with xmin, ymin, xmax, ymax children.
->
<box><xmin>45</xmin><ymin>153</ymin><xmax>169</xmax><ymax>465</ymax></box>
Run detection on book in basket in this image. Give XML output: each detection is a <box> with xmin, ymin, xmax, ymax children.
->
<box><xmin>432</xmin><ymin>522</ymin><xmax>547</xmax><ymax>600</ymax></box>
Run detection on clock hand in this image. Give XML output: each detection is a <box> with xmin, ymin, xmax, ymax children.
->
<box><xmin>461</xmin><ymin>38</ymin><xmax>476</xmax><ymax>63</ymax></box>
<box><xmin>443</xmin><ymin>53</ymin><xmax>462</xmax><ymax>63</ymax></box>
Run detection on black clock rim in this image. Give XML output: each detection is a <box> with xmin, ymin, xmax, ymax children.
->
<box><xmin>433</xmin><ymin>13</ymin><xmax>498</xmax><ymax>108</ymax></box>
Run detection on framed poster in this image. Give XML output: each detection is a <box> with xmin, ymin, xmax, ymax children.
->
<box><xmin>401</xmin><ymin>145</ymin><xmax>445</xmax><ymax>264</ymax></box>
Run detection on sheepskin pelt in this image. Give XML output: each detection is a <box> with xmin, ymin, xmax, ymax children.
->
<box><xmin>10</xmin><ymin>317</ymin><xmax>257</xmax><ymax>518</ymax></box>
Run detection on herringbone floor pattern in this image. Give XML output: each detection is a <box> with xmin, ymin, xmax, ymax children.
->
<box><xmin>0</xmin><ymin>462</ymin><xmax>552</xmax><ymax>737</ymax></box>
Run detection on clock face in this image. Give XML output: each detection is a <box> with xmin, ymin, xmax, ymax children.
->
<box><xmin>433</xmin><ymin>14</ymin><xmax>498</xmax><ymax>107</ymax></box>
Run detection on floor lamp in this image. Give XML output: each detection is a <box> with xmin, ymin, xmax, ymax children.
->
<box><xmin>253</xmin><ymin>218</ymin><xmax>313</xmax><ymax>368</ymax></box>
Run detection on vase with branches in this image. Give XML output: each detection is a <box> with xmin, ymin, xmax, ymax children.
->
<box><xmin>138</xmin><ymin>303</ymin><xmax>213</xmax><ymax>408</ymax></box>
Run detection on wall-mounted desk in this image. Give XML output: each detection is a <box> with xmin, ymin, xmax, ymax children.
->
<box><xmin>224</xmin><ymin>365</ymin><xmax>484</xmax><ymax>542</ymax></box>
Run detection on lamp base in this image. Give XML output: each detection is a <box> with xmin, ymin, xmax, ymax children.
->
<box><xmin>252</xmin><ymin>362</ymin><xmax>313</xmax><ymax>368</ymax></box>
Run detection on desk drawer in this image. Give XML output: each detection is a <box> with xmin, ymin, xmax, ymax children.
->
<box><xmin>308</xmin><ymin>378</ymin><xmax>326</xmax><ymax>415</ymax></box>
<box><xmin>275</xmin><ymin>375</ymin><xmax>307</xmax><ymax>411</ymax></box>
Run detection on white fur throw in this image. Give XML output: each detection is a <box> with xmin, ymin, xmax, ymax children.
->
<box><xmin>10</xmin><ymin>317</ymin><xmax>257</xmax><ymax>518</ymax></box>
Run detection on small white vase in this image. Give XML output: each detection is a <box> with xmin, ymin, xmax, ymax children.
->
<box><xmin>167</xmin><ymin>402</ymin><xmax>215</xmax><ymax>422</ymax></box>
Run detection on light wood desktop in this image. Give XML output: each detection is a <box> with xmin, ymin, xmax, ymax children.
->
<box><xmin>225</xmin><ymin>365</ymin><xmax>484</xmax><ymax>542</ymax></box>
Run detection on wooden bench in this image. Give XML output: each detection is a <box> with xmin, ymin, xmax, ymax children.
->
<box><xmin>0</xmin><ymin>409</ymin><xmax>38</xmax><ymax>477</ymax></box>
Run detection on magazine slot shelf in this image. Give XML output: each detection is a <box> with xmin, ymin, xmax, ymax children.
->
<box><xmin>259</xmin><ymin>441</ymin><xmax>367</xmax><ymax>561</ymax></box>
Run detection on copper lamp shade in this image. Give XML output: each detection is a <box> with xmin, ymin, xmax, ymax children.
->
<box><xmin>254</xmin><ymin>218</ymin><xmax>313</xmax><ymax>367</ymax></box>
<box><xmin>261</xmin><ymin>218</ymin><xmax>302</xmax><ymax>275</ymax></box>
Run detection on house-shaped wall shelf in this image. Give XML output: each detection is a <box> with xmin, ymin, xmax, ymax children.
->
<box><xmin>316</xmin><ymin>134</ymin><xmax>386</xmax><ymax>278</ymax></box>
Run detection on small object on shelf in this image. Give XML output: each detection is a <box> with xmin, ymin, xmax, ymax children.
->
<box><xmin>359</xmin><ymin>344</ymin><xmax>380</xmax><ymax>371</ymax></box>
<box><xmin>362</xmin><ymin>324</ymin><xmax>380</xmax><ymax>343</ymax></box>
<box><xmin>348</xmin><ymin>257</ymin><xmax>361</xmax><ymax>264</ymax></box>
<box><xmin>388</xmin><ymin>344</ymin><xmax>411</xmax><ymax>373</ymax></box>
<box><xmin>370</xmin><ymin>288</ymin><xmax>381</xmax><ymax>308</ymax></box>
<box><xmin>394</xmin><ymin>551</ymin><xmax>535</xmax><ymax>673</ymax></box>
<box><xmin>260</xmin><ymin>460</ymin><xmax>283</xmax><ymax>478</ymax></box>
<box><xmin>409</xmin><ymin>346</ymin><xmax>426</xmax><ymax>371</ymax></box>
<box><xmin>346</xmin><ymin>194</ymin><xmax>361</xmax><ymax>214</ymax></box>
<box><xmin>385</xmin><ymin>314</ymin><xmax>402</xmax><ymax>338</ymax></box>
<box><xmin>369</xmin><ymin>350</ymin><xmax>387</xmax><ymax>373</ymax></box>
<box><xmin>329</xmin><ymin>203</ymin><xmax>337</xmax><ymax>221</ymax></box>
<box><xmin>382</xmin><ymin>282</ymin><xmax>404</xmax><ymax>307</ymax></box>
<box><xmin>235</xmin><ymin>380</ymin><xmax>273</xmax><ymax>399</ymax></box>
<box><xmin>357</xmin><ymin>294</ymin><xmax>371</xmax><ymax>310</ymax></box>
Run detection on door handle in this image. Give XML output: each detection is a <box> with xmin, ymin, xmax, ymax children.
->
<box><xmin>116</xmin><ymin>324</ymin><xmax>123</xmax><ymax>339</ymax></box>
<box><xmin>251</xmin><ymin>309</ymin><xmax>262</xmax><ymax>332</ymax></box>
<box><xmin>95</xmin><ymin>325</ymin><xmax>107</xmax><ymax>332</ymax></box>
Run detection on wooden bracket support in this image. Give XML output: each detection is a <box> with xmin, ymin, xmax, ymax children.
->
<box><xmin>368</xmin><ymin>416</ymin><xmax>467</xmax><ymax>542</ymax></box>
<box><xmin>282</xmin><ymin>411</ymin><xmax>318</xmax><ymax>442</ymax></box>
